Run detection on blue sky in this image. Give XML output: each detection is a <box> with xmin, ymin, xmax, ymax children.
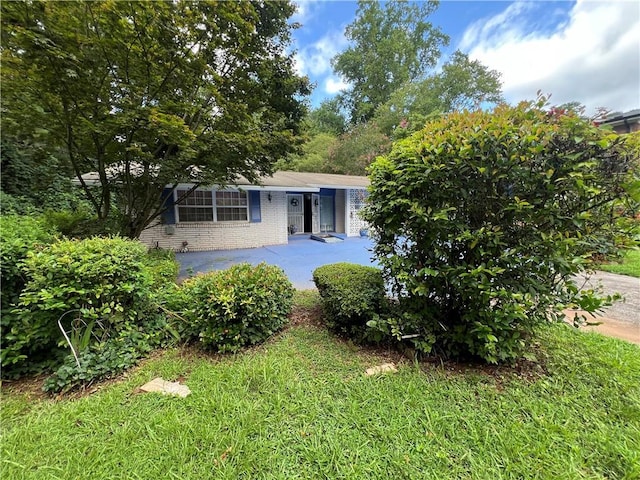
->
<box><xmin>290</xmin><ymin>0</ymin><xmax>640</xmax><ymax>116</ymax></box>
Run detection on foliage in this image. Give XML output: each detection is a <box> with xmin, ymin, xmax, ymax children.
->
<box><xmin>0</xmin><ymin>137</ymin><xmax>83</xmax><ymax>214</ymax></box>
<box><xmin>279</xmin><ymin>132</ymin><xmax>338</xmax><ymax>173</ymax></box>
<box><xmin>332</xmin><ymin>0</ymin><xmax>448</xmax><ymax>123</ymax></box>
<box><xmin>312</xmin><ymin>262</ymin><xmax>387</xmax><ymax>339</ymax></box>
<box><xmin>326</xmin><ymin>122</ymin><xmax>392</xmax><ymax>175</ymax></box>
<box><xmin>0</xmin><ymin>215</ymin><xmax>57</xmax><ymax>374</ymax></box>
<box><xmin>3</xmin><ymin>238</ymin><xmax>155</xmax><ymax>376</ymax></box>
<box><xmin>365</xmin><ymin>99</ymin><xmax>637</xmax><ymax>363</ymax></box>
<box><xmin>2</xmin><ymin>0</ymin><xmax>309</xmax><ymax>238</ymax></box>
<box><xmin>2</xmin><ymin>323</ymin><xmax>639</xmax><ymax>479</ymax></box>
<box><xmin>374</xmin><ymin>51</ymin><xmax>504</xmax><ymax>139</ymax></box>
<box><xmin>307</xmin><ymin>98</ymin><xmax>348</xmax><ymax>136</ymax></box>
<box><xmin>43</xmin><ymin>314</ymin><xmax>175</xmax><ymax>393</ymax></box>
<box><xmin>144</xmin><ymin>248</ymin><xmax>180</xmax><ymax>288</ymax></box>
<box><xmin>178</xmin><ymin>263</ymin><xmax>294</xmax><ymax>353</ymax></box>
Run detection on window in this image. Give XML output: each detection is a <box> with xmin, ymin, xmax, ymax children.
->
<box><xmin>177</xmin><ymin>189</ymin><xmax>213</xmax><ymax>222</ymax></box>
<box><xmin>176</xmin><ymin>189</ymin><xmax>248</xmax><ymax>222</ymax></box>
<box><xmin>215</xmin><ymin>190</ymin><xmax>248</xmax><ymax>221</ymax></box>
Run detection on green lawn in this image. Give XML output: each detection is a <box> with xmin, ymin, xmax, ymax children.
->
<box><xmin>598</xmin><ymin>249</ymin><xmax>640</xmax><ymax>278</ymax></box>
<box><xmin>2</xmin><ymin>298</ymin><xmax>639</xmax><ymax>479</ymax></box>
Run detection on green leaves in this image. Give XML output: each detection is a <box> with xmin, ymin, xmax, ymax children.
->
<box><xmin>332</xmin><ymin>0</ymin><xmax>449</xmax><ymax>123</ymax></box>
<box><xmin>365</xmin><ymin>100</ymin><xmax>638</xmax><ymax>363</ymax></box>
<box><xmin>312</xmin><ymin>263</ymin><xmax>387</xmax><ymax>340</ymax></box>
<box><xmin>178</xmin><ymin>263</ymin><xmax>294</xmax><ymax>353</ymax></box>
<box><xmin>2</xmin><ymin>0</ymin><xmax>309</xmax><ymax>238</ymax></box>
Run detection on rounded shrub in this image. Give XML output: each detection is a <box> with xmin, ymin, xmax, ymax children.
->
<box><xmin>365</xmin><ymin>99</ymin><xmax>638</xmax><ymax>363</ymax></box>
<box><xmin>312</xmin><ymin>262</ymin><xmax>387</xmax><ymax>339</ymax></box>
<box><xmin>5</xmin><ymin>237</ymin><xmax>154</xmax><ymax>375</ymax></box>
<box><xmin>179</xmin><ymin>263</ymin><xmax>294</xmax><ymax>353</ymax></box>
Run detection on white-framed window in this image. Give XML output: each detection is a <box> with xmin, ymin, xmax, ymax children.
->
<box><xmin>176</xmin><ymin>188</ymin><xmax>248</xmax><ymax>222</ymax></box>
<box><xmin>215</xmin><ymin>190</ymin><xmax>248</xmax><ymax>221</ymax></box>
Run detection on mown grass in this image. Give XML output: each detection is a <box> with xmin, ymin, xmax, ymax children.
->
<box><xmin>598</xmin><ymin>248</ymin><xmax>640</xmax><ymax>278</ymax></box>
<box><xmin>2</xmin><ymin>312</ymin><xmax>639</xmax><ymax>479</ymax></box>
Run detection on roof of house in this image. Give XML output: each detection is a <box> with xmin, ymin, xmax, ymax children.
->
<box><xmin>78</xmin><ymin>169</ymin><xmax>369</xmax><ymax>191</ymax></box>
<box><xmin>237</xmin><ymin>171</ymin><xmax>369</xmax><ymax>191</ymax></box>
<box><xmin>599</xmin><ymin>109</ymin><xmax>640</xmax><ymax>127</ymax></box>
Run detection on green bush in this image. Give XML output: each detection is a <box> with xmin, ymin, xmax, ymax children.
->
<box><xmin>4</xmin><ymin>237</ymin><xmax>154</xmax><ymax>376</ymax></box>
<box><xmin>365</xmin><ymin>99</ymin><xmax>637</xmax><ymax>363</ymax></box>
<box><xmin>312</xmin><ymin>262</ymin><xmax>387</xmax><ymax>339</ymax></box>
<box><xmin>0</xmin><ymin>215</ymin><xmax>56</xmax><ymax>373</ymax></box>
<box><xmin>179</xmin><ymin>263</ymin><xmax>294</xmax><ymax>353</ymax></box>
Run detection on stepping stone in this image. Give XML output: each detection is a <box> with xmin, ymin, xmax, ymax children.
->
<box><xmin>365</xmin><ymin>363</ymin><xmax>398</xmax><ymax>376</ymax></box>
<box><xmin>139</xmin><ymin>377</ymin><xmax>191</xmax><ymax>397</ymax></box>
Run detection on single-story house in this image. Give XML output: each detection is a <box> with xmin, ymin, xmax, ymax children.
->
<box><xmin>140</xmin><ymin>171</ymin><xmax>370</xmax><ymax>251</ymax></box>
<box><xmin>598</xmin><ymin>109</ymin><xmax>640</xmax><ymax>134</ymax></box>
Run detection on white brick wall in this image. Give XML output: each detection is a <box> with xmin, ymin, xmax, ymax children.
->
<box><xmin>139</xmin><ymin>191</ymin><xmax>289</xmax><ymax>251</ymax></box>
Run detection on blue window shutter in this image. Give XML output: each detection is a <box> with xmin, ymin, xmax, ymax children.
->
<box><xmin>249</xmin><ymin>190</ymin><xmax>261</xmax><ymax>223</ymax></box>
<box><xmin>160</xmin><ymin>188</ymin><xmax>176</xmax><ymax>224</ymax></box>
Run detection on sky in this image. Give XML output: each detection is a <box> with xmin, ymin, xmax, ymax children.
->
<box><xmin>290</xmin><ymin>0</ymin><xmax>640</xmax><ymax>116</ymax></box>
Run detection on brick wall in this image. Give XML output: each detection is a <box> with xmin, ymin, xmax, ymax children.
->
<box><xmin>139</xmin><ymin>191</ymin><xmax>289</xmax><ymax>251</ymax></box>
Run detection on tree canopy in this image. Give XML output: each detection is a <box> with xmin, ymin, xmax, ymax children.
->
<box><xmin>332</xmin><ymin>0</ymin><xmax>448</xmax><ymax>123</ymax></box>
<box><xmin>1</xmin><ymin>0</ymin><xmax>309</xmax><ymax>238</ymax></box>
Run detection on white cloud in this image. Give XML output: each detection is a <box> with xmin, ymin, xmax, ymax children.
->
<box><xmin>460</xmin><ymin>0</ymin><xmax>640</xmax><ymax>115</ymax></box>
<box><xmin>294</xmin><ymin>29</ymin><xmax>349</xmax><ymax>78</ymax></box>
<box><xmin>325</xmin><ymin>76</ymin><xmax>350</xmax><ymax>94</ymax></box>
<box><xmin>291</xmin><ymin>0</ymin><xmax>318</xmax><ymax>25</ymax></box>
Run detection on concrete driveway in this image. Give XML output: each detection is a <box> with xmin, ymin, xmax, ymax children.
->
<box><xmin>177</xmin><ymin>235</ymin><xmax>376</xmax><ymax>290</ymax></box>
<box><xmin>571</xmin><ymin>271</ymin><xmax>640</xmax><ymax>344</ymax></box>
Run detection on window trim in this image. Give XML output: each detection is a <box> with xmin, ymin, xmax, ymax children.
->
<box><xmin>174</xmin><ymin>187</ymin><xmax>250</xmax><ymax>223</ymax></box>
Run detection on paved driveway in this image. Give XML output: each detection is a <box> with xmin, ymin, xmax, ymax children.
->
<box><xmin>177</xmin><ymin>236</ymin><xmax>376</xmax><ymax>290</ymax></box>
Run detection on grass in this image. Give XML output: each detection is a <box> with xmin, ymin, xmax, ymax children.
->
<box><xmin>598</xmin><ymin>248</ymin><xmax>640</xmax><ymax>278</ymax></box>
<box><xmin>2</xmin><ymin>295</ymin><xmax>639</xmax><ymax>479</ymax></box>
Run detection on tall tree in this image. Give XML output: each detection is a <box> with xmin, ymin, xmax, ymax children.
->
<box><xmin>307</xmin><ymin>99</ymin><xmax>347</xmax><ymax>136</ymax></box>
<box><xmin>375</xmin><ymin>51</ymin><xmax>504</xmax><ymax>138</ymax></box>
<box><xmin>2</xmin><ymin>1</ymin><xmax>309</xmax><ymax>238</ymax></box>
<box><xmin>332</xmin><ymin>0</ymin><xmax>448</xmax><ymax>123</ymax></box>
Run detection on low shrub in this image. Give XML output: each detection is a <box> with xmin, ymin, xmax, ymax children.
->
<box><xmin>179</xmin><ymin>263</ymin><xmax>294</xmax><ymax>353</ymax></box>
<box><xmin>4</xmin><ymin>237</ymin><xmax>154</xmax><ymax>376</ymax></box>
<box><xmin>144</xmin><ymin>248</ymin><xmax>180</xmax><ymax>288</ymax></box>
<box><xmin>43</xmin><ymin>314</ymin><xmax>175</xmax><ymax>393</ymax></box>
<box><xmin>312</xmin><ymin>262</ymin><xmax>387</xmax><ymax>339</ymax></box>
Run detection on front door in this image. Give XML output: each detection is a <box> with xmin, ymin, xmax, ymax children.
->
<box><xmin>287</xmin><ymin>194</ymin><xmax>304</xmax><ymax>234</ymax></box>
<box><xmin>311</xmin><ymin>194</ymin><xmax>320</xmax><ymax>233</ymax></box>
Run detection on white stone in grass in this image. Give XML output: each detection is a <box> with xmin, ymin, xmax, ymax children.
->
<box><xmin>139</xmin><ymin>377</ymin><xmax>191</xmax><ymax>397</ymax></box>
<box><xmin>365</xmin><ymin>363</ymin><xmax>398</xmax><ymax>376</ymax></box>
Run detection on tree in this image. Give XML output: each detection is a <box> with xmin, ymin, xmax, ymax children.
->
<box><xmin>332</xmin><ymin>0</ymin><xmax>448</xmax><ymax>123</ymax></box>
<box><xmin>374</xmin><ymin>51</ymin><xmax>503</xmax><ymax>138</ymax></box>
<box><xmin>365</xmin><ymin>99</ymin><xmax>637</xmax><ymax>363</ymax></box>
<box><xmin>2</xmin><ymin>1</ymin><xmax>309</xmax><ymax>238</ymax></box>
<box><xmin>326</xmin><ymin>122</ymin><xmax>391</xmax><ymax>175</ymax></box>
<box><xmin>278</xmin><ymin>132</ymin><xmax>338</xmax><ymax>173</ymax></box>
<box><xmin>307</xmin><ymin>99</ymin><xmax>348</xmax><ymax>136</ymax></box>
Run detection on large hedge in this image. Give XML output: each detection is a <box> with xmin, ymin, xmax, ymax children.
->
<box><xmin>365</xmin><ymin>99</ymin><xmax>638</xmax><ymax>363</ymax></box>
<box><xmin>3</xmin><ymin>237</ymin><xmax>158</xmax><ymax>376</ymax></box>
<box><xmin>0</xmin><ymin>215</ymin><xmax>56</xmax><ymax>372</ymax></box>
